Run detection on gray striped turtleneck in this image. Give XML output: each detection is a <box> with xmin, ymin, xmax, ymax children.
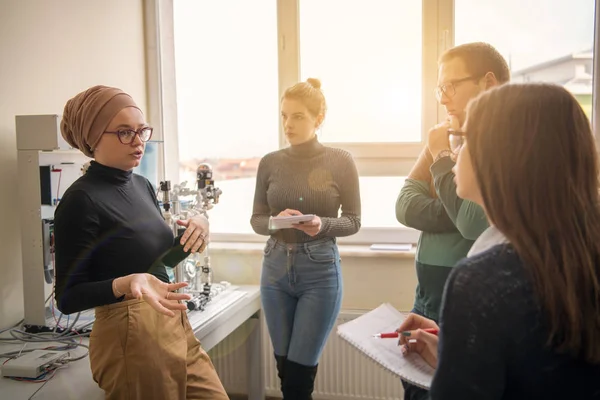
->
<box><xmin>251</xmin><ymin>136</ymin><xmax>361</xmax><ymax>243</ymax></box>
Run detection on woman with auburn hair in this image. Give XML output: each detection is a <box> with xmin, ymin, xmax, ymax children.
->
<box><xmin>397</xmin><ymin>83</ymin><xmax>600</xmax><ymax>399</ymax></box>
<box><xmin>251</xmin><ymin>78</ymin><xmax>361</xmax><ymax>399</ymax></box>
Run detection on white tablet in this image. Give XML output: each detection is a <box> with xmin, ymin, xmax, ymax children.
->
<box><xmin>269</xmin><ymin>214</ymin><xmax>315</xmax><ymax>230</ymax></box>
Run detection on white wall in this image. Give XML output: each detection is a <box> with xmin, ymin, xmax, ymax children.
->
<box><xmin>0</xmin><ymin>0</ymin><xmax>147</xmax><ymax>329</ymax></box>
<box><xmin>210</xmin><ymin>249</ymin><xmax>417</xmax><ymax>312</ymax></box>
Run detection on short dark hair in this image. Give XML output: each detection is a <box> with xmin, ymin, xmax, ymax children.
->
<box><xmin>440</xmin><ymin>42</ymin><xmax>510</xmax><ymax>84</ymax></box>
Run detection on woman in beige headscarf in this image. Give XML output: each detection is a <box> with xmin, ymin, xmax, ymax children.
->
<box><xmin>53</xmin><ymin>85</ymin><xmax>229</xmax><ymax>400</ymax></box>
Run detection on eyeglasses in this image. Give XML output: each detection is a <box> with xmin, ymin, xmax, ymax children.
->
<box><xmin>435</xmin><ymin>76</ymin><xmax>480</xmax><ymax>101</ymax></box>
<box><xmin>448</xmin><ymin>129</ymin><xmax>466</xmax><ymax>154</ymax></box>
<box><xmin>104</xmin><ymin>127</ymin><xmax>153</xmax><ymax>144</ymax></box>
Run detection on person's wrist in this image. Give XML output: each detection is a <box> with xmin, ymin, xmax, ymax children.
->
<box><xmin>424</xmin><ymin>146</ymin><xmax>434</xmax><ymax>163</ymax></box>
<box><xmin>433</xmin><ymin>149</ymin><xmax>452</xmax><ymax>162</ymax></box>
<box><xmin>113</xmin><ymin>276</ymin><xmax>132</xmax><ymax>298</ymax></box>
<box><xmin>317</xmin><ymin>217</ymin><xmax>325</xmax><ymax>233</ymax></box>
<box><xmin>193</xmin><ymin>215</ymin><xmax>209</xmax><ymax>230</ymax></box>
<box><xmin>113</xmin><ymin>277</ymin><xmax>124</xmax><ymax>298</ymax></box>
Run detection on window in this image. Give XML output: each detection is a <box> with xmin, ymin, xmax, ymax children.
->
<box><xmin>455</xmin><ymin>0</ymin><xmax>595</xmax><ymax>120</ymax></box>
<box><xmin>161</xmin><ymin>0</ymin><xmax>439</xmax><ymax>242</ymax></box>
<box><xmin>298</xmin><ymin>0</ymin><xmax>423</xmax><ymax>143</ymax></box>
<box><xmin>134</xmin><ymin>141</ymin><xmax>162</xmax><ymax>188</ymax></box>
<box><xmin>292</xmin><ymin>0</ymin><xmax>438</xmax><ymax>242</ymax></box>
<box><xmin>173</xmin><ymin>0</ymin><xmax>279</xmax><ymax>235</ymax></box>
<box><xmin>350</xmin><ymin>176</ymin><xmax>420</xmax><ymax>244</ymax></box>
<box><xmin>158</xmin><ymin>0</ymin><xmax>598</xmax><ymax>244</ymax></box>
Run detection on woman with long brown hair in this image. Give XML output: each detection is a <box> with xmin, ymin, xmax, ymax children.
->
<box><xmin>397</xmin><ymin>83</ymin><xmax>600</xmax><ymax>399</ymax></box>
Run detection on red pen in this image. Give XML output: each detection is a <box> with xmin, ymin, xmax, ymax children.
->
<box><xmin>372</xmin><ymin>328</ymin><xmax>439</xmax><ymax>338</ymax></box>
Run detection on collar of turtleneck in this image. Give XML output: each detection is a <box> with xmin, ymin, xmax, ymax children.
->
<box><xmin>286</xmin><ymin>135</ymin><xmax>325</xmax><ymax>158</ymax></box>
<box><xmin>87</xmin><ymin>161</ymin><xmax>133</xmax><ymax>184</ymax></box>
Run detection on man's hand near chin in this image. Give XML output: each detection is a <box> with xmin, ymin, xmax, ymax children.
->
<box><xmin>428</xmin><ymin>115</ymin><xmax>460</xmax><ymax>159</ymax></box>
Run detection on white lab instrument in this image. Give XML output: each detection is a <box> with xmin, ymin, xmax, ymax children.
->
<box><xmin>1</xmin><ymin>350</ymin><xmax>70</xmax><ymax>379</ymax></box>
<box><xmin>16</xmin><ymin>115</ymin><xmax>89</xmax><ymax>331</ymax></box>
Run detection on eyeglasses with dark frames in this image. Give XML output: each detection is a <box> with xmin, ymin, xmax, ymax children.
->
<box><xmin>104</xmin><ymin>126</ymin><xmax>153</xmax><ymax>145</ymax></box>
<box><xmin>448</xmin><ymin>129</ymin><xmax>466</xmax><ymax>155</ymax></box>
<box><xmin>435</xmin><ymin>76</ymin><xmax>480</xmax><ymax>101</ymax></box>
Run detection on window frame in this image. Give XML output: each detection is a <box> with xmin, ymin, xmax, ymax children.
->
<box><xmin>277</xmin><ymin>0</ymin><xmax>448</xmax><ymax>175</ymax></box>
<box><xmin>144</xmin><ymin>0</ymin><xmax>453</xmax><ymax>245</ymax></box>
<box><xmin>144</xmin><ymin>0</ymin><xmax>600</xmax><ymax>245</ymax></box>
<box><xmin>143</xmin><ymin>0</ymin><xmax>178</xmax><ymax>184</ymax></box>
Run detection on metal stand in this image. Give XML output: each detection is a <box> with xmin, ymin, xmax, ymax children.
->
<box><xmin>158</xmin><ymin>163</ymin><xmax>222</xmax><ymax>310</ymax></box>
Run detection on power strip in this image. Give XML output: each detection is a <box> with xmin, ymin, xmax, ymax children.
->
<box><xmin>1</xmin><ymin>350</ymin><xmax>69</xmax><ymax>379</ymax></box>
<box><xmin>22</xmin><ymin>324</ymin><xmax>93</xmax><ymax>335</ymax></box>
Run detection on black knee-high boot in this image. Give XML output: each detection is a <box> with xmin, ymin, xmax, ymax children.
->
<box><xmin>275</xmin><ymin>354</ymin><xmax>287</xmax><ymax>394</ymax></box>
<box><xmin>281</xmin><ymin>359</ymin><xmax>318</xmax><ymax>400</ymax></box>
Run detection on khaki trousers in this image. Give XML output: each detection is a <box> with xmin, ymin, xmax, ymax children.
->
<box><xmin>89</xmin><ymin>298</ymin><xmax>229</xmax><ymax>400</ymax></box>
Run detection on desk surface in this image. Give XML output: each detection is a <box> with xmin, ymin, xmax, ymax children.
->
<box><xmin>0</xmin><ymin>285</ymin><xmax>260</xmax><ymax>400</ymax></box>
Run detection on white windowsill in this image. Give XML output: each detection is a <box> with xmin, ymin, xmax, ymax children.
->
<box><xmin>209</xmin><ymin>241</ymin><xmax>416</xmax><ymax>259</ymax></box>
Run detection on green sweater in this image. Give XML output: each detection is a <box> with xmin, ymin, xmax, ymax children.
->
<box><xmin>396</xmin><ymin>156</ymin><xmax>488</xmax><ymax>321</ymax></box>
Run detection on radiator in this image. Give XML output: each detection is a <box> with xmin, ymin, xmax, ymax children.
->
<box><xmin>209</xmin><ymin>310</ymin><xmax>404</xmax><ymax>400</ymax></box>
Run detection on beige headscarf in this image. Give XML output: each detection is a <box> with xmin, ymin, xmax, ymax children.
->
<box><xmin>60</xmin><ymin>85</ymin><xmax>141</xmax><ymax>158</ymax></box>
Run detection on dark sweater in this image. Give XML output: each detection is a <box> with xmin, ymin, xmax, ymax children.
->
<box><xmin>54</xmin><ymin>161</ymin><xmax>174</xmax><ymax>314</ymax></box>
<box><xmin>251</xmin><ymin>136</ymin><xmax>361</xmax><ymax>243</ymax></box>
<box><xmin>431</xmin><ymin>244</ymin><xmax>600</xmax><ymax>399</ymax></box>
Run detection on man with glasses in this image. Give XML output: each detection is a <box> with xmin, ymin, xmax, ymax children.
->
<box><xmin>395</xmin><ymin>42</ymin><xmax>510</xmax><ymax>400</ymax></box>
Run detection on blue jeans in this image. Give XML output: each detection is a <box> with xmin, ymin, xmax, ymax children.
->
<box><xmin>261</xmin><ymin>236</ymin><xmax>343</xmax><ymax>367</ymax></box>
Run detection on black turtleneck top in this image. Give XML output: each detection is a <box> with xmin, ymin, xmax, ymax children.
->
<box><xmin>54</xmin><ymin>161</ymin><xmax>174</xmax><ymax>314</ymax></box>
<box><xmin>251</xmin><ymin>136</ymin><xmax>361</xmax><ymax>243</ymax></box>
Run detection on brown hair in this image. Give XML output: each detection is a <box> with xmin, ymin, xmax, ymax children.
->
<box><xmin>282</xmin><ymin>78</ymin><xmax>327</xmax><ymax>119</ymax></box>
<box><xmin>440</xmin><ymin>42</ymin><xmax>511</xmax><ymax>84</ymax></box>
<box><xmin>465</xmin><ymin>83</ymin><xmax>600</xmax><ymax>363</ymax></box>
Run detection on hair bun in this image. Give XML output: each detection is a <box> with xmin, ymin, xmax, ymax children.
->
<box><xmin>306</xmin><ymin>78</ymin><xmax>322</xmax><ymax>90</ymax></box>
